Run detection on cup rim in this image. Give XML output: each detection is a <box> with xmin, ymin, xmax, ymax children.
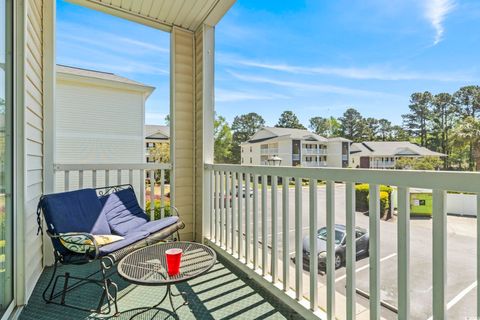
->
<box><xmin>165</xmin><ymin>248</ymin><xmax>183</xmax><ymax>255</ymax></box>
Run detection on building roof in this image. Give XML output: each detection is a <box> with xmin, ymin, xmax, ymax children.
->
<box><xmin>244</xmin><ymin>127</ymin><xmax>350</xmax><ymax>144</ymax></box>
<box><xmin>57</xmin><ymin>64</ymin><xmax>153</xmax><ymax>88</ymax></box>
<box><xmin>350</xmin><ymin>141</ymin><xmax>446</xmax><ymax>157</ymax></box>
<box><xmin>145</xmin><ymin>125</ymin><xmax>170</xmax><ymax>140</ymax></box>
<box><xmin>246</xmin><ymin>127</ymin><xmax>320</xmax><ymax>144</ymax></box>
<box><xmin>72</xmin><ymin>0</ymin><xmax>236</xmax><ymax>33</ymax></box>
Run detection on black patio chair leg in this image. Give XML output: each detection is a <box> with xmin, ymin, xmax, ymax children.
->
<box><xmin>42</xmin><ymin>259</ymin><xmax>59</xmax><ymax>303</ymax></box>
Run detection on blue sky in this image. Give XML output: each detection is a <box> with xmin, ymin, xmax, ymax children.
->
<box><xmin>56</xmin><ymin>0</ymin><xmax>480</xmax><ymax>127</ymax></box>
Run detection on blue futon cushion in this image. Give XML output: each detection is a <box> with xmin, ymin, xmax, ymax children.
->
<box><xmin>99</xmin><ymin>231</ymin><xmax>150</xmax><ymax>256</ymax></box>
<box><xmin>138</xmin><ymin>216</ymin><xmax>179</xmax><ymax>234</ymax></box>
<box><xmin>40</xmin><ymin>188</ymin><xmax>111</xmax><ymax>235</ymax></box>
<box><xmin>100</xmin><ymin>188</ymin><xmax>149</xmax><ymax>236</ymax></box>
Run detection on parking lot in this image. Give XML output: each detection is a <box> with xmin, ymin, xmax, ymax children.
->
<box><xmin>248</xmin><ymin>183</ymin><xmax>477</xmax><ymax>319</ymax></box>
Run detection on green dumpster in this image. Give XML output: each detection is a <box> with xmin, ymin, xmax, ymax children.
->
<box><xmin>410</xmin><ymin>190</ymin><xmax>433</xmax><ymax>217</ymax></box>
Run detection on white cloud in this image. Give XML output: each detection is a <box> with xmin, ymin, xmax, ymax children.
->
<box><xmin>228</xmin><ymin>71</ymin><xmax>399</xmax><ymax>97</ymax></box>
<box><xmin>423</xmin><ymin>0</ymin><xmax>456</xmax><ymax>45</ymax></box>
<box><xmin>219</xmin><ymin>55</ymin><xmax>470</xmax><ymax>82</ymax></box>
<box><xmin>216</xmin><ymin>88</ymin><xmax>289</xmax><ymax>102</ymax></box>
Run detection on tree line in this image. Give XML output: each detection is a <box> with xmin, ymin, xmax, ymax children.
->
<box><xmin>207</xmin><ymin>86</ymin><xmax>480</xmax><ymax>171</ymax></box>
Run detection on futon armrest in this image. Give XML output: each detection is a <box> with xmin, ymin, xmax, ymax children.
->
<box><xmin>47</xmin><ymin>231</ymin><xmax>100</xmax><ymax>258</ymax></box>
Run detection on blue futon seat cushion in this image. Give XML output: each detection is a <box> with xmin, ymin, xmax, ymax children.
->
<box><xmin>99</xmin><ymin>230</ymin><xmax>150</xmax><ymax>256</ymax></box>
<box><xmin>138</xmin><ymin>216</ymin><xmax>180</xmax><ymax>234</ymax></box>
<box><xmin>100</xmin><ymin>188</ymin><xmax>149</xmax><ymax>236</ymax></box>
<box><xmin>40</xmin><ymin>188</ymin><xmax>111</xmax><ymax>235</ymax></box>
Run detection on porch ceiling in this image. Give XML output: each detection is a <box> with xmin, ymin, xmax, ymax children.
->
<box><xmin>67</xmin><ymin>0</ymin><xmax>236</xmax><ymax>32</ymax></box>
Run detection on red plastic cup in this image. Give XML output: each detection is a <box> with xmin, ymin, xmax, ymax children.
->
<box><xmin>165</xmin><ymin>248</ymin><xmax>183</xmax><ymax>276</ymax></box>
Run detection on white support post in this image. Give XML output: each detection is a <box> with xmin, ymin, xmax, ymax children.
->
<box><xmin>42</xmin><ymin>0</ymin><xmax>56</xmax><ymax>266</ymax></box>
<box><xmin>214</xmin><ymin>170</ymin><xmax>219</xmax><ymax>243</ymax></box>
<box><xmin>225</xmin><ymin>171</ymin><xmax>230</xmax><ymax>250</ymax></box>
<box><xmin>220</xmin><ymin>171</ymin><xmax>224</xmax><ymax>246</ymax></box>
<box><xmin>261</xmin><ymin>175</ymin><xmax>268</xmax><ymax>275</ymax></box>
<box><xmin>201</xmin><ymin>24</ymin><xmax>215</xmax><ymax>243</ymax></box>
<box><xmin>231</xmin><ymin>172</ymin><xmax>237</xmax><ymax>254</ymax></box>
<box><xmin>432</xmin><ymin>189</ymin><xmax>446</xmax><ymax>319</ymax></box>
<box><xmin>398</xmin><ymin>187</ymin><xmax>410</xmax><ymax>319</ymax></box>
<box><xmin>149</xmin><ymin>170</ymin><xmax>155</xmax><ymax>220</ymax></box>
<box><xmin>271</xmin><ymin>175</ymin><xmax>278</xmax><ymax>283</ymax></box>
<box><xmin>295</xmin><ymin>178</ymin><xmax>303</xmax><ymax>300</ymax></box>
<box><xmin>345</xmin><ymin>182</ymin><xmax>356</xmax><ymax>319</ymax></box>
<box><xmin>160</xmin><ymin>169</ymin><xmax>165</xmax><ymax>218</ymax></box>
<box><xmin>245</xmin><ymin>173</ymin><xmax>251</xmax><ymax>264</ymax></box>
<box><xmin>326</xmin><ymin>181</ymin><xmax>335</xmax><ymax>319</ymax></box>
<box><xmin>282</xmin><ymin>177</ymin><xmax>290</xmax><ymax>291</ymax></box>
<box><xmin>309</xmin><ymin>179</ymin><xmax>318</xmax><ymax>311</ymax></box>
<box><xmin>369</xmin><ymin>184</ymin><xmax>380</xmax><ymax>320</ymax></box>
<box><xmin>253</xmin><ymin>174</ymin><xmax>259</xmax><ymax>269</ymax></box>
<box><xmin>238</xmin><ymin>173</ymin><xmax>243</xmax><ymax>260</ymax></box>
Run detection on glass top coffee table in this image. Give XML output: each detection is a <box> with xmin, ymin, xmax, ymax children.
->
<box><xmin>118</xmin><ymin>241</ymin><xmax>216</xmax><ymax>319</ymax></box>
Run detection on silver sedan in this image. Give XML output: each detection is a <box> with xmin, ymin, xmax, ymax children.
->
<box><xmin>302</xmin><ymin>224</ymin><xmax>369</xmax><ymax>270</ymax></box>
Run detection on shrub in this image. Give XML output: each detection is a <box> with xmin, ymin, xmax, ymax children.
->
<box><xmin>145</xmin><ymin>198</ymin><xmax>172</xmax><ymax>220</ymax></box>
<box><xmin>355</xmin><ymin>184</ymin><xmax>392</xmax><ymax>217</ymax></box>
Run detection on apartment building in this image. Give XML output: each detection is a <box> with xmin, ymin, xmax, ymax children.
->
<box><xmin>240</xmin><ymin>127</ymin><xmax>350</xmax><ymax>167</ymax></box>
<box><xmin>350</xmin><ymin>141</ymin><xmax>446</xmax><ymax>169</ymax></box>
<box><xmin>145</xmin><ymin>125</ymin><xmax>170</xmax><ymax>163</ymax></box>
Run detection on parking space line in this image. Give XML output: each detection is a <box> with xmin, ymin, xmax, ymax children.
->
<box><xmin>335</xmin><ymin>253</ymin><xmax>397</xmax><ymax>283</ymax></box>
<box><xmin>426</xmin><ymin>280</ymin><xmax>477</xmax><ymax>320</ymax></box>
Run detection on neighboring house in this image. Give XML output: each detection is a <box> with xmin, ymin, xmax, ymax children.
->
<box><xmin>55</xmin><ymin>65</ymin><xmax>155</xmax><ymax>190</ymax></box>
<box><xmin>349</xmin><ymin>141</ymin><xmax>446</xmax><ymax>169</ymax></box>
<box><xmin>56</xmin><ymin>64</ymin><xmax>154</xmax><ymax>164</ymax></box>
<box><xmin>241</xmin><ymin>127</ymin><xmax>350</xmax><ymax>167</ymax></box>
<box><xmin>145</xmin><ymin>124</ymin><xmax>170</xmax><ymax>163</ymax></box>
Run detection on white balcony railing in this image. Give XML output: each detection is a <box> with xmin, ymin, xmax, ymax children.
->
<box><xmin>203</xmin><ymin>163</ymin><xmax>480</xmax><ymax>319</ymax></box>
<box><xmin>302</xmin><ymin>148</ymin><xmax>327</xmax><ymax>155</ymax></box>
<box><xmin>53</xmin><ymin>163</ymin><xmax>171</xmax><ymax>220</ymax></box>
<box><xmin>261</xmin><ymin>148</ymin><xmax>279</xmax><ymax>155</ymax></box>
<box><xmin>302</xmin><ymin>161</ymin><xmax>328</xmax><ymax>168</ymax></box>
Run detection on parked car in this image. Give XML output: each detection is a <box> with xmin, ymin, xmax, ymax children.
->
<box><xmin>302</xmin><ymin>224</ymin><xmax>369</xmax><ymax>270</ymax></box>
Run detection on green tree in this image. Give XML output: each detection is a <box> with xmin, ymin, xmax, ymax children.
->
<box><xmin>377</xmin><ymin>119</ymin><xmax>392</xmax><ymax>141</ymax></box>
<box><xmin>402</xmin><ymin>92</ymin><xmax>433</xmax><ymax>147</ymax></box>
<box><xmin>451</xmin><ymin>116</ymin><xmax>480</xmax><ymax>171</ymax></box>
<box><xmin>164</xmin><ymin>114</ymin><xmax>170</xmax><ymax>126</ymax></box>
<box><xmin>361</xmin><ymin>117</ymin><xmax>379</xmax><ymax>141</ymax></box>
<box><xmin>339</xmin><ymin>108</ymin><xmax>363</xmax><ymax>141</ymax></box>
<box><xmin>148</xmin><ymin>142</ymin><xmax>170</xmax><ymax>163</ymax></box>
<box><xmin>308</xmin><ymin>116</ymin><xmax>340</xmax><ymax>137</ymax></box>
<box><xmin>231</xmin><ymin>112</ymin><xmax>265</xmax><ymax>163</ymax></box>
<box><xmin>453</xmin><ymin>86</ymin><xmax>480</xmax><ymax>170</ymax></box>
<box><xmin>430</xmin><ymin>93</ymin><xmax>457</xmax><ymax>168</ymax></box>
<box><xmin>214</xmin><ymin>115</ymin><xmax>233</xmax><ymax>163</ymax></box>
<box><xmin>453</xmin><ymin>85</ymin><xmax>480</xmax><ymax>118</ymax></box>
<box><xmin>394</xmin><ymin>157</ymin><xmax>443</xmax><ymax>170</ymax></box>
<box><xmin>275</xmin><ymin>110</ymin><xmax>306</xmax><ymax>129</ymax></box>
<box><xmin>390</xmin><ymin>125</ymin><xmax>409</xmax><ymax>141</ymax></box>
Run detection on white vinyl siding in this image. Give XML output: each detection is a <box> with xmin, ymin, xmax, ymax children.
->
<box><xmin>55</xmin><ymin>80</ymin><xmax>144</xmax><ymax>164</ymax></box>
<box><xmin>54</xmin><ymin>79</ymin><xmax>146</xmax><ymax>192</ymax></box>
<box><xmin>171</xmin><ymin>27</ymin><xmax>195</xmax><ymax>240</ymax></box>
<box><xmin>24</xmin><ymin>0</ymin><xmax>44</xmax><ymax>300</ymax></box>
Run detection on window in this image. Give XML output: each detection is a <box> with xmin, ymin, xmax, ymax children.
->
<box><xmin>250</xmin><ymin>146</ymin><xmax>252</xmax><ymax>152</ymax></box>
<box><xmin>241</xmin><ymin>157</ymin><xmax>244</xmax><ymax>164</ymax></box>
<box><xmin>250</xmin><ymin>157</ymin><xmax>252</xmax><ymax>164</ymax></box>
<box><xmin>241</xmin><ymin>147</ymin><xmax>244</xmax><ymax>153</ymax></box>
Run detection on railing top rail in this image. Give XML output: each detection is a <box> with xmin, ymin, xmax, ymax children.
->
<box><xmin>205</xmin><ymin>163</ymin><xmax>480</xmax><ymax>193</ymax></box>
<box><xmin>54</xmin><ymin>163</ymin><xmax>172</xmax><ymax>171</ymax></box>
